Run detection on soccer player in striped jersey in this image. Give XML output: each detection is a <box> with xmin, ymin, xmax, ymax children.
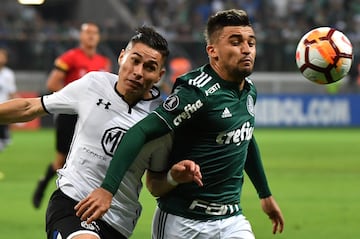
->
<box><xmin>0</xmin><ymin>26</ymin><xmax>202</xmax><ymax>239</ymax></box>
<box><xmin>76</xmin><ymin>9</ymin><xmax>284</xmax><ymax>239</ymax></box>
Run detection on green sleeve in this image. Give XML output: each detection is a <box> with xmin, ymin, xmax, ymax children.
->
<box><xmin>101</xmin><ymin>113</ymin><xmax>171</xmax><ymax>195</ymax></box>
<box><xmin>244</xmin><ymin>136</ymin><xmax>272</xmax><ymax>198</ymax></box>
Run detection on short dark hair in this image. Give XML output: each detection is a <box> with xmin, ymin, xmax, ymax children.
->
<box><xmin>127</xmin><ymin>26</ymin><xmax>170</xmax><ymax>62</ymax></box>
<box><xmin>204</xmin><ymin>9</ymin><xmax>252</xmax><ymax>44</ymax></box>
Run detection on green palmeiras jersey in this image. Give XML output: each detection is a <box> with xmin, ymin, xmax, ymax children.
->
<box><xmin>101</xmin><ymin>64</ymin><xmax>271</xmax><ymax>221</ymax></box>
<box><xmin>153</xmin><ymin>64</ymin><xmax>270</xmax><ymax>220</ymax></box>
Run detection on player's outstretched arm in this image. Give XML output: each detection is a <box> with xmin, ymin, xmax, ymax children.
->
<box><xmin>0</xmin><ymin>98</ymin><xmax>46</xmax><ymax>124</ymax></box>
<box><xmin>260</xmin><ymin>196</ymin><xmax>284</xmax><ymax>234</ymax></box>
<box><xmin>146</xmin><ymin>159</ymin><xmax>203</xmax><ymax>197</ymax></box>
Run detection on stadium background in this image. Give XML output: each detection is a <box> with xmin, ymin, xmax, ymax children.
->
<box><xmin>2</xmin><ymin>0</ymin><xmax>360</xmax><ymax>129</ymax></box>
<box><xmin>1</xmin><ymin>1</ymin><xmax>360</xmax><ymax>239</ymax></box>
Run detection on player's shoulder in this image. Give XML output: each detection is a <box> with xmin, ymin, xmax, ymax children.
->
<box><xmin>56</xmin><ymin>48</ymin><xmax>81</xmax><ymax>64</ymax></box>
<box><xmin>176</xmin><ymin>64</ymin><xmax>214</xmax><ymax>90</ymax></box>
<box><xmin>140</xmin><ymin>86</ymin><xmax>163</xmax><ymax>111</ymax></box>
<box><xmin>244</xmin><ymin>77</ymin><xmax>257</xmax><ymax>94</ymax></box>
<box><xmin>175</xmin><ymin>64</ymin><xmax>236</xmax><ymax>100</ymax></box>
<box><xmin>81</xmin><ymin>71</ymin><xmax>117</xmax><ymax>85</ymax></box>
<box><xmin>2</xmin><ymin>66</ymin><xmax>15</xmax><ymax>76</ymax></box>
<box><xmin>172</xmin><ymin>65</ymin><xmax>218</xmax><ymax>101</ymax></box>
<box><xmin>61</xmin><ymin>47</ymin><xmax>80</xmax><ymax>56</ymax></box>
<box><xmin>86</xmin><ymin>71</ymin><xmax>116</xmax><ymax>78</ymax></box>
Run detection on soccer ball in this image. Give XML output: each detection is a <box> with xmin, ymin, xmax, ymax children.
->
<box><xmin>295</xmin><ymin>27</ymin><xmax>353</xmax><ymax>84</ymax></box>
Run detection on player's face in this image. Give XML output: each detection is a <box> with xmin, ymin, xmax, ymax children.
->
<box><xmin>80</xmin><ymin>23</ymin><xmax>100</xmax><ymax>48</ymax></box>
<box><xmin>117</xmin><ymin>42</ymin><xmax>165</xmax><ymax>100</ymax></box>
<box><xmin>207</xmin><ymin>26</ymin><xmax>256</xmax><ymax>84</ymax></box>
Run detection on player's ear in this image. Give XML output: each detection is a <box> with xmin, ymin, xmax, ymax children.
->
<box><xmin>118</xmin><ymin>49</ymin><xmax>126</xmax><ymax>64</ymax></box>
<box><xmin>206</xmin><ymin>44</ymin><xmax>217</xmax><ymax>58</ymax></box>
<box><xmin>156</xmin><ymin>68</ymin><xmax>166</xmax><ymax>84</ymax></box>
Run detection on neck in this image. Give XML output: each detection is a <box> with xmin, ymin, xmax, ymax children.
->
<box><xmin>123</xmin><ymin>94</ymin><xmax>139</xmax><ymax>106</ymax></box>
<box><xmin>80</xmin><ymin>45</ymin><xmax>96</xmax><ymax>57</ymax></box>
<box><xmin>116</xmin><ymin>83</ymin><xmax>153</xmax><ymax>106</ymax></box>
<box><xmin>210</xmin><ymin>63</ymin><xmax>245</xmax><ymax>90</ymax></box>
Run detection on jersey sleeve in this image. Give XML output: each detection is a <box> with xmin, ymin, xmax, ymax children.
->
<box><xmin>54</xmin><ymin>50</ymin><xmax>75</xmax><ymax>72</ymax></box>
<box><xmin>101</xmin><ymin>83</ymin><xmax>207</xmax><ymax>195</ymax></box>
<box><xmin>244</xmin><ymin>136</ymin><xmax>272</xmax><ymax>198</ymax></box>
<box><xmin>7</xmin><ymin>69</ymin><xmax>16</xmax><ymax>94</ymax></box>
<box><xmin>42</xmin><ymin>73</ymin><xmax>91</xmax><ymax>114</ymax></box>
<box><xmin>139</xmin><ymin>133</ymin><xmax>173</xmax><ymax>172</ymax></box>
<box><xmin>154</xmin><ymin>83</ymin><xmax>207</xmax><ymax>130</ymax></box>
<box><xmin>101</xmin><ymin>113</ymin><xmax>171</xmax><ymax>195</ymax></box>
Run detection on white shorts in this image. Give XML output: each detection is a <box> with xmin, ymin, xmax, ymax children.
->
<box><xmin>152</xmin><ymin>206</ymin><xmax>255</xmax><ymax>239</ymax></box>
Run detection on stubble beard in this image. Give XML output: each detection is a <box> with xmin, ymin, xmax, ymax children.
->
<box><xmin>230</xmin><ymin>67</ymin><xmax>252</xmax><ymax>84</ymax></box>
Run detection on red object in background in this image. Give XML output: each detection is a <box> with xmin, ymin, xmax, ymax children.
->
<box><xmin>11</xmin><ymin>91</ymin><xmax>40</xmax><ymax>130</ymax></box>
<box><xmin>169</xmin><ymin>57</ymin><xmax>192</xmax><ymax>83</ymax></box>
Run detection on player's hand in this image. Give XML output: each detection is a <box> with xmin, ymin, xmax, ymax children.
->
<box><xmin>260</xmin><ymin>196</ymin><xmax>284</xmax><ymax>234</ymax></box>
<box><xmin>171</xmin><ymin>159</ymin><xmax>203</xmax><ymax>187</ymax></box>
<box><xmin>74</xmin><ymin>187</ymin><xmax>113</xmax><ymax>224</ymax></box>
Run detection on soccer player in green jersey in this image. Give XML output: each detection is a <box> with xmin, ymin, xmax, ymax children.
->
<box><xmin>76</xmin><ymin>9</ymin><xmax>284</xmax><ymax>238</ymax></box>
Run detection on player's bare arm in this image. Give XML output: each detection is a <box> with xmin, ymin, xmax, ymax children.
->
<box><xmin>46</xmin><ymin>69</ymin><xmax>66</xmax><ymax>92</ymax></box>
<box><xmin>146</xmin><ymin>159</ymin><xmax>203</xmax><ymax>197</ymax></box>
<box><xmin>260</xmin><ymin>196</ymin><xmax>284</xmax><ymax>234</ymax></box>
<box><xmin>0</xmin><ymin>97</ymin><xmax>46</xmax><ymax>124</ymax></box>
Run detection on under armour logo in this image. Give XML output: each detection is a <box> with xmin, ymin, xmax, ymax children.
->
<box><xmin>96</xmin><ymin>99</ymin><xmax>111</xmax><ymax>109</ymax></box>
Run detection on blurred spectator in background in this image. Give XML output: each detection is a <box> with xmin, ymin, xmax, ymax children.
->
<box><xmin>1</xmin><ymin>0</ymin><xmax>360</xmax><ymax>82</ymax></box>
<box><xmin>158</xmin><ymin>55</ymin><xmax>192</xmax><ymax>98</ymax></box>
<box><xmin>32</xmin><ymin>22</ymin><xmax>112</xmax><ymax>209</ymax></box>
<box><xmin>0</xmin><ymin>47</ymin><xmax>17</xmax><ymax>152</ymax></box>
<box><xmin>348</xmin><ymin>54</ymin><xmax>360</xmax><ymax>92</ymax></box>
<box><xmin>169</xmin><ymin>57</ymin><xmax>192</xmax><ymax>84</ymax></box>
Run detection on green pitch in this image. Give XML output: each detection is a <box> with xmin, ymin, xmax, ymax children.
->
<box><xmin>0</xmin><ymin>128</ymin><xmax>359</xmax><ymax>238</ymax></box>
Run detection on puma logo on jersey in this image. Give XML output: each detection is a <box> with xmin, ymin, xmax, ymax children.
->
<box><xmin>221</xmin><ymin>107</ymin><xmax>232</xmax><ymax>118</ymax></box>
<box><xmin>188</xmin><ymin>72</ymin><xmax>212</xmax><ymax>87</ymax></box>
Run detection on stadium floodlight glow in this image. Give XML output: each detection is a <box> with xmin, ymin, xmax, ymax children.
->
<box><xmin>18</xmin><ymin>0</ymin><xmax>45</xmax><ymax>5</ymax></box>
